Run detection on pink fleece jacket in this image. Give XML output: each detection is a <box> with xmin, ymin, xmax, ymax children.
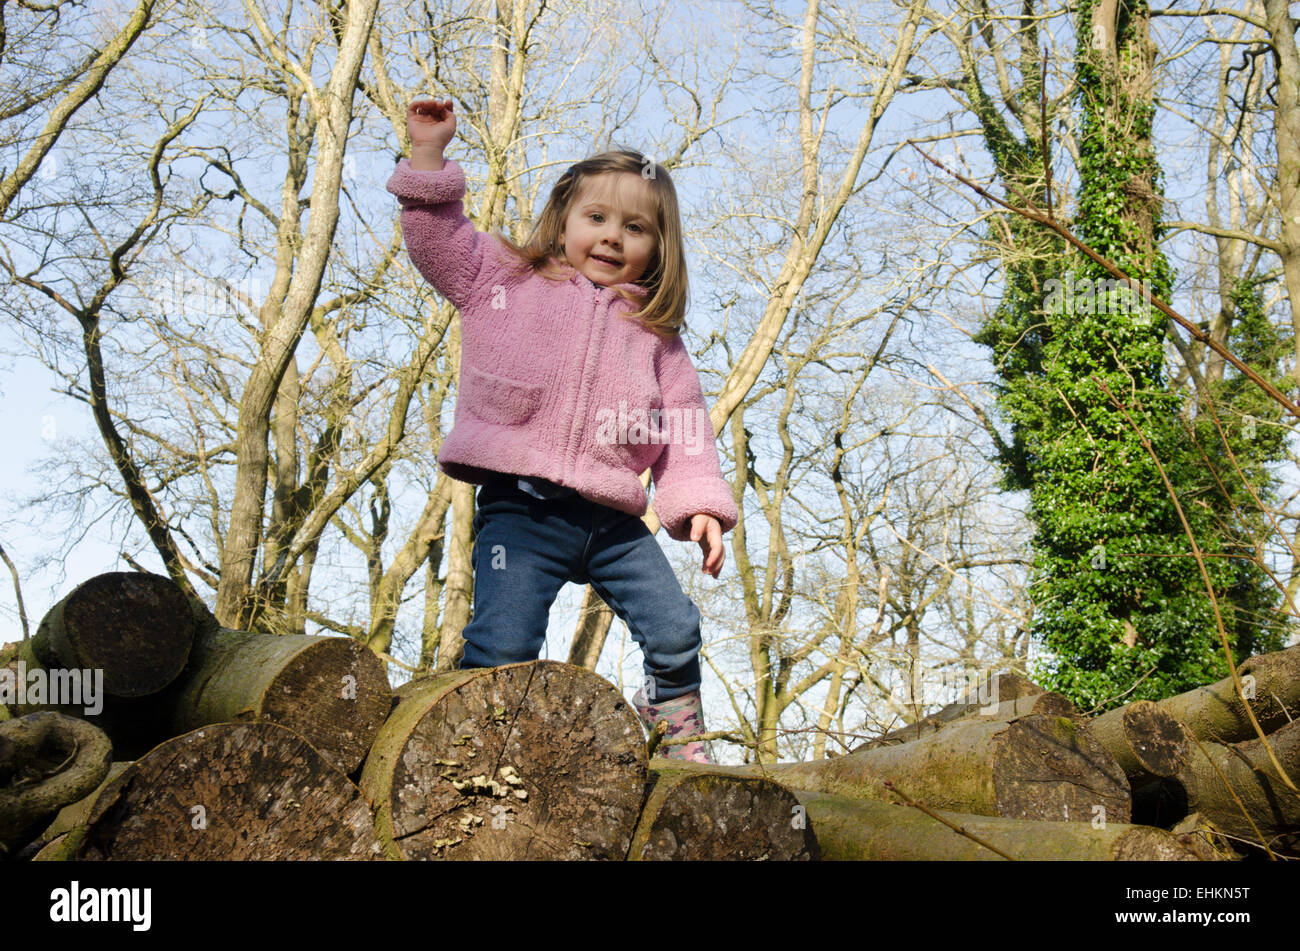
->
<box><xmin>386</xmin><ymin>158</ymin><xmax>738</xmax><ymax>542</ymax></box>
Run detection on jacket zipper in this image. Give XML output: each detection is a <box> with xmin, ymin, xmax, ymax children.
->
<box><xmin>564</xmin><ymin>283</ymin><xmax>603</xmax><ymax>483</ymax></box>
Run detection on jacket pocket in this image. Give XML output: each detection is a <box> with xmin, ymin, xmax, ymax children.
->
<box><xmin>462</xmin><ymin>364</ymin><xmax>544</xmax><ymax>425</ymax></box>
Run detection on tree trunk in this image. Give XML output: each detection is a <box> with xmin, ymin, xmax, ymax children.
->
<box><xmin>68</xmin><ymin>722</ymin><xmax>382</xmax><ymax>860</ymax></box>
<box><xmin>0</xmin><ymin>713</ymin><xmax>113</xmax><ymax>855</ymax></box>
<box><xmin>162</xmin><ymin>621</ymin><xmax>392</xmax><ymax>775</ymax></box>
<box><xmin>1169</xmin><ymin>719</ymin><xmax>1300</xmax><ymax>854</ymax></box>
<box><xmin>628</xmin><ymin>764</ymin><xmax>817</xmax><ymax>860</ymax></box>
<box><xmin>566</xmin><ymin>585</ymin><xmax>614</xmax><ymax>671</ymax></box>
<box><xmin>360</xmin><ymin>660</ymin><xmax>647</xmax><ymax>860</ymax></box>
<box><xmin>31</xmin><ymin>572</ymin><xmax>195</xmax><ymax>697</ymax></box>
<box><xmin>790</xmin><ymin>789</ymin><xmax>1204</xmax><ymax>860</ymax></box>
<box><xmin>1261</xmin><ymin>0</ymin><xmax>1300</xmax><ymax>387</ymax></box>
<box><xmin>1154</xmin><ymin>643</ymin><xmax>1300</xmax><ymax>743</ymax></box>
<box><xmin>739</xmin><ymin>714</ymin><xmax>1131</xmax><ymax>822</ymax></box>
<box><xmin>215</xmin><ymin>0</ymin><xmax>381</xmax><ymax>627</ymax></box>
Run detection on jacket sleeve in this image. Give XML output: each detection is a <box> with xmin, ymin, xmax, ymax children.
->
<box><xmin>649</xmin><ymin>340</ymin><xmax>739</xmax><ymax>542</ymax></box>
<box><xmin>385</xmin><ymin>158</ymin><xmax>504</xmax><ymax>310</ymax></box>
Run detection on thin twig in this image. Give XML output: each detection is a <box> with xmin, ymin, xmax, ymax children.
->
<box><xmin>659</xmin><ymin>728</ymin><xmax>745</xmax><ymax>747</ymax></box>
<box><xmin>0</xmin><ymin>541</ymin><xmax>28</xmax><ymax>640</ymax></box>
<box><xmin>1078</xmin><ymin>664</ymin><xmax>1159</xmax><ymax>717</ymax></box>
<box><xmin>645</xmin><ymin>719</ymin><xmax>669</xmax><ymax>758</ymax></box>
<box><xmin>882</xmin><ymin>779</ymin><xmax>1017</xmax><ymax>860</ymax></box>
<box><xmin>1039</xmin><ymin>48</ymin><xmax>1053</xmax><ymax>220</ymax></box>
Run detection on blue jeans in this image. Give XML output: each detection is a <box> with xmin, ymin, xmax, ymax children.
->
<box><xmin>458</xmin><ymin>474</ymin><xmax>703</xmax><ymax>702</ymax></box>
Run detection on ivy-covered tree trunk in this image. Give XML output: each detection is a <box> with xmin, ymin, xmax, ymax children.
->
<box><xmin>1023</xmin><ymin>0</ymin><xmax>1223</xmax><ymax>706</ymax></box>
<box><xmin>969</xmin><ymin>2</ymin><xmax>1284</xmax><ymax>710</ymax></box>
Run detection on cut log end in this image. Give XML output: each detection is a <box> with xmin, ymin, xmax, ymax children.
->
<box><xmin>35</xmin><ymin>572</ymin><xmax>195</xmax><ymax>697</ymax></box>
<box><xmin>74</xmin><ymin>721</ymin><xmax>382</xmax><ymax>860</ymax></box>
<box><xmin>169</xmin><ymin>627</ymin><xmax>392</xmax><ymax>775</ymax></box>
<box><xmin>1109</xmin><ymin>826</ymin><xmax>1211</xmax><ymax>861</ymax></box>
<box><xmin>991</xmin><ymin>716</ymin><xmax>1131</xmax><ymax>823</ymax></box>
<box><xmin>253</xmin><ymin>636</ymin><xmax>391</xmax><ymax>775</ymax></box>
<box><xmin>363</xmin><ymin>660</ymin><xmax>647</xmax><ymax>860</ymax></box>
<box><xmin>630</xmin><ymin>766</ymin><xmax>817</xmax><ymax>860</ymax></box>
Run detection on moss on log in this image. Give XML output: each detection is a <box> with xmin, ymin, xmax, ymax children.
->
<box><xmin>360</xmin><ymin>660</ymin><xmax>646</xmax><ymax>860</ymax></box>
<box><xmin>628</xmin><ymin>764</ymin><xmax>817</xmax><ymax>860</ymax></box>
<box><xmin>791</xmin><ymin>789</ymin><xmax>1204</xmax><ymax>860</ymax></box>
<box><xmin>72</xmin><ymin>722</ymin><xmax>383</xmax><ymax>860</ymax></box>
<box><xmin>41</xmin><ymin>761</ymin><xmax>132</xmax><ymax>841</ymax></box>
<box><xmin>742</xmin><ymin>714</ymin><xmax>1131</xmax><ymax>822</ymax></box>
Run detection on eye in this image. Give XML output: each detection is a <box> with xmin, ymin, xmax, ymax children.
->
<box><xmin>627</xmin><ymin>222</ymin><xmax>643</xmax><ymax>233</ymax></box>
<box><xmin>589</xmin><ymin>212</ymin><xmax>603</xmax><ymax>222</ymax></box>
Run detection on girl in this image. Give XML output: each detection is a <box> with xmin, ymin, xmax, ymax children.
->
<box><xmin>387</xmin><ymin>98</ymin><xmax>737</xmax><ymax>762</ymax></box>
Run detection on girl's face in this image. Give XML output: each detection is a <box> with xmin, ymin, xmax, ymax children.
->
<box><xmin>559</xmin><ymin>172</ymin><xmax>659</xmax><ymax>287</ymax></box>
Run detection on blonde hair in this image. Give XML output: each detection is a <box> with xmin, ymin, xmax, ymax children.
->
<box><xmin>497</xmin><ymin>149</ymin><xmax>689</xmax><ymax>337</ymax></box>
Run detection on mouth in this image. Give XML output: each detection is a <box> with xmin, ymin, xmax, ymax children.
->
<box><xmin>590</xmin><ymin>254</ymin><xmax>621</xmax><ymax>266</ymax></box>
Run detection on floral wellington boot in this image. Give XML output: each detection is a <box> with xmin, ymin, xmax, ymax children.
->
<box><xmin>632</xmin><ymin>687</ymin><xmax>711</xmax><ymax>763</ymax></box>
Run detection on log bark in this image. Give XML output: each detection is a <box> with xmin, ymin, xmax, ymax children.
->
<box><xmin>161</xmin><ymin>619</ymin><xmax>392</xmax><ymax>774</ymax></box>
<box><xmin>1169</xmin><ymin>719</ymin><xmax>1300</xmax><ymax>854</ymax></box>
<box><xmin>70</xmin><ymin>721</ymin><xmax>383</xmax><ymax>860</ymax></box>
<box><xmin>0</xmin><ymin>712</ymin><xmax>113</xmax><ymax>854</ymax></box>
<box><xmin>628</xmin><ymin>764</ymin><xmax>817</xmax><ymax>860</ymax></box>
<box><xmin>360</xmin><ymin>660</ymin><xmax>647</xmax><ymax>860</ymax></box>
<box><xmin>41</xmin><ymin>761</ymin><xmax>131</xmax><ymax>841</ymax></box>
<box><xmin>740</xmin><ymin>714</ymin><xmax>1131</xmax><ymax>822</ymax></box>
<box><xmin>1155</xmin><ymin>643</ymin><xmax>1300</xmax><ymax>743</ymax></box>
<box><xmin>863</xmin><ymin>691</ymin><xmax>1077</xmax><ymax>749</ymax></box>
<box><xmin>790</xmin><ymin>789</ymin><xmax>1204</xmax><ymax>860</ymax></box>
<box><xmin>31</xmin><ymin>572</ymin><xmax>195</xmax><ymax>697</ymax></box>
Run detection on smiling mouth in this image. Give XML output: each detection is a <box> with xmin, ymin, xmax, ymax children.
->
<box><xmin>591</xmin><ymin>255</ymin><xmax>621</xmax><ymax>266</ymax></box>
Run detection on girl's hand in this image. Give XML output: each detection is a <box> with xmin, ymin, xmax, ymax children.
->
<box><xmin>407</xmin><ymin>98</ymin><xmax>456</xmax><ymax>152</ymax></box>
<box><xmin>689</xmin><ymin>515</ymin><xmax>725</xmax><ymax>578</ymax></box>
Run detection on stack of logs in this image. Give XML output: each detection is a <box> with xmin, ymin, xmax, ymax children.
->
<box><xmin>1</xmin><ymin>572</ymin><xmax>1297</xmax><ymax>860</ymax></box>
